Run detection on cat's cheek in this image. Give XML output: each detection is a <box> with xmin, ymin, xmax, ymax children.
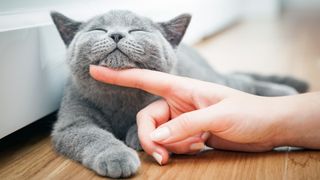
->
<box><xmin>76</xmin><ymin>32</ymin><xmax>105</xmax><ymax>47</ymax></box>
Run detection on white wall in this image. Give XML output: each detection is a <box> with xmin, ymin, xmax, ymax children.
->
<box><xmin>241</xmin><ymin>0</ymin><xmax>281</xmax><ymax>19</ymax></box>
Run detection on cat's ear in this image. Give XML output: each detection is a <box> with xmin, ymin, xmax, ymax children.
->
<box><xmin>50</xmin><ymin>11</ymin><xmax>82</xmax><ymax>46</ymax></box>
<box><xmin>158</xmin><ymin>14</ymin><xmax>191</xmax><ymax>47</ymax></box>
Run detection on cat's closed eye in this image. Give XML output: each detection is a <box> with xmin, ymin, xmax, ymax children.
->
<box><xmin>90</xmin><ymin>28</ymin><xmax>108</xmax><ymax>33</ymax></box>
<box><xmin>128</xmin><ymin>29</ymin><xmax>147</xmax><ymax>33</ymax></box>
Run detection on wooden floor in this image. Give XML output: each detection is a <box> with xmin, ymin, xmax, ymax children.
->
<box><xmin>1</xmin><ymin>9</ymin><xmax>320</xmax><ymax>180</ymax></box>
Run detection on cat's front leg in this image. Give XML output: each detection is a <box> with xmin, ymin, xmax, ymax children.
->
<box><xmin>125</xmin><ymin>124</ymin><xmax>143</xmax><ymax>151</ymax></box>
<box><xmin>53</xmin><ymin>121</ymin><xmax>140</xmax><ymax>178</ymax></box>
<box><xmin>52</xmin><ymin>98</ymin><xmax>140</xmax><ymax>178</ymax></box>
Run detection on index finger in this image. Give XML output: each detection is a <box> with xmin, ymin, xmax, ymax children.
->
<box><xmin>90</xmin><ymin>65</ymin><xmax>186</xmax><ymax>97</ymax></box>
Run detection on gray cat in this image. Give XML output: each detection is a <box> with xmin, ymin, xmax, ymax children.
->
<box><xmin>50</xmin><ymin>10</ymin><xmax>308</xmax><ymax>178</ymax></box>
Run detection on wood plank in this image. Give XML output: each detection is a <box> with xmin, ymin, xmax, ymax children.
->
<box><xmin>0</xmin><ymin>135</ymin><xmax>288</xmax><ymax>180</ymax></box>
<box><xmin>286</xmin><ymin>151</ymin><xmax>320</xmax><ymax>180</ymax></box>
<box><xmin>135</xmin><ymin>150</ymin><xmax>287</xmax><ymax>180</ymax></box>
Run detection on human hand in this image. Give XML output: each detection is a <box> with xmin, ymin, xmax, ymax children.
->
<box><xmin>89</xmin><ymin>65</ymin><xmax>293</xmax><ymax>164</ymax></box>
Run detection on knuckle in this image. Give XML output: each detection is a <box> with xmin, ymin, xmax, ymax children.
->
<box><xmin>136</xmin><ymin>110</ymin><xmax>146</xmax><ymax>124</ymax></box>
<box><xmin>136</xmin><ymin>110</ymin><xmax>144</xmax><ymax>120</ymax></box>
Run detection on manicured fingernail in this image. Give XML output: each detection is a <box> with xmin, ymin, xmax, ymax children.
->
<box><xmin>190</xmin><ymin>142</ymin><xmax>205</xmax><ymax>151</ymax></box>
<box><xmin>201</xmin><ymin>132</ymin><xmax>210</xmax><ymax>140</ymax></box>
<box><xmin>152</xmin><ymin>152</ymin><xmax>163</xmax><ymax>165</ymax></box>
<box><xmin>150</xmin><ymin>127</ymin><xmax>170</xmax><ymax>141</ymax></box>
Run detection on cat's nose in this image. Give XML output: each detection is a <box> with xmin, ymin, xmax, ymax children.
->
<box><xmin>110</xmin><ymin>33</ymin><xmax>124</xmax><ymax>43</ymax></box>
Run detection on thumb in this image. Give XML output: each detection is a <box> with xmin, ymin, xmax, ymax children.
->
<box><xmin>149</xmin><ymin>105</ymin><xmax>220</xmax><ymax>144</ymax></box>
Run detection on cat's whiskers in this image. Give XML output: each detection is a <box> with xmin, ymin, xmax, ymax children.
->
<box><xmin>91</xmin><ymin>38</ymin><xmax>117</xmax><ymax>57</ymax></box>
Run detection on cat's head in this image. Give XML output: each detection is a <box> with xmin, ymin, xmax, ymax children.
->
<box><xmin>51</xmin><ymin>10</ymin><xmax>191</xmax><ymax>82</ymax></box>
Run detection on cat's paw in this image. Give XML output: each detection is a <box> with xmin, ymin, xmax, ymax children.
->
<box><xmin>93</xmin><ymin>148</ymin><xmax>140</xmax><ymax>178</ymax></box>
<box><xmin>125</xmin><ymin>125</ymin><xmax>143</xmax><ymax>151</ymax></box>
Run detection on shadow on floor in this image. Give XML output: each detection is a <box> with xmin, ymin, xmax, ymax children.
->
<box><xmin>0</xmin><ymin>113</ymin><xmax>57</xmax><ymax>153</ymax></box>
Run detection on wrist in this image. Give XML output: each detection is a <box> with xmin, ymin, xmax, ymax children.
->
<box><xmin>270</xmin><ymin>95</ymin><xmax>301</xmax><ymax>148</ymax></box>
<box><xmin>271</xmin><ymin>93</ymin><xmax>320</xmax><ymax>149</ymax></box>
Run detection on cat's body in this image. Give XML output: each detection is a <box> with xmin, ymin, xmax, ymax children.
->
<box><xmin>51</xmin><ymin>10</ymin><xmax>307</xmax><ymax>178</ymax></box>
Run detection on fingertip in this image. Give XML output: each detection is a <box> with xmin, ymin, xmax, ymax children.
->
<box><xmin>142</xmin><ymin>142</ymin><xmax>169</xmax><ymax>165</ymax></box>
<box><xmin>161</xmin><ymin>147</ymin><xmax>170</xmax><ymax>165</ymax></box>
<box><xmin>140</xmin><ymin>138</ymin><xmax>170</xmax><ymax>165</ymax></box>
<box><xmin>150</xmin><ymin>127</ymin><xmax>171</xmax><ymax>142</ymax></box>
<box><xmin>154</xmin><ymin>147</ymin><xmax>170</xmax><ymax>165</ymax></box>
<box><xmin>148</xmin><ymin>146</ymin><xmax>170</xmax><ymax>165</ymax></box>
<box><xmin>89</xmin><ymin>64</ymin><xmax>102</xmax><ymax>80</ymax></box>
<box><xmin>89</xmin><ymin>64</ymin><xmax>96</xmax><ymax>75</ymax></box>
<box><xmin>152</xmin><ymin>152</ymin><xmax>163</xmax><ymax>165</ymax></box>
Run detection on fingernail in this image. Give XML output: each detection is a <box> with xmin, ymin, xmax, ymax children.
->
<box><xmin>201</xmin><ymin>132</ymin><xmax>210</xmax><ymax>140</ymax></box>
<box><xmin>152</xmin><ymin>152</ymin><xmax>163</xmax><ymax>165</ymax></box>
<box><xmin>89</xmin><ymin>64</ymin><xmax>97</xmax><ymax>69</ymax></box>
<box><xmin>89</xmin><ymin>65</ymin><xmax>98</xmax><ymax>74</ymax></box>
<box><xmin>150</xmin><ymin>127</ymin><xmax>170</xmax><ymax>141</ymax></box>
<box><xmin>190</xmin><ymin>142</ymin><xmax>205</xmax><ymax>151</ymax></box>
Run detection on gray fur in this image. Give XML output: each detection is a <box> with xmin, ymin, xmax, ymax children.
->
<box><xmin>235</xmin><ymin>72</ymin><xmax>309</xmax><ymax>93</ymax></box>
<box><xmin>50</xmin><ymin>10</ymin><xmax>306</xmax><ymax>178</ymax></box>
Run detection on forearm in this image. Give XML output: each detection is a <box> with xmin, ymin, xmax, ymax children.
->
<box><xmin>273</xmin><ymin>92</ymin><xmax>320</xmax><ymax>149</ymax></box>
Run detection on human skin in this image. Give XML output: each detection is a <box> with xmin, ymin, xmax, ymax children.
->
<box><xmin>90</xmin><ymin>65</ymin><xmax>320</xmax><ymax>165</ymax></box>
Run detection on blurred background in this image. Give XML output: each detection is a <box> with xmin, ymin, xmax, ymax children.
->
<box><xmin>0</xmin><ymin>0</ymin><xmax>320</xmax><ymax>138</ymax></box>
<box><xmin>0</xmin><ymin>0</ymin><xmax>293</xmax><ymax>42</ymax></box>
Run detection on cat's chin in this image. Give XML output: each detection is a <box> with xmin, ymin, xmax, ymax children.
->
<box><xmin>98</xmin><ymin>50</ymin><xmax>138</xmax><ymax>70</ymax></box>
<box><xmin>98</xmin><ymin>64</ymin><xmax>136</xmax><ymax>70</ymax></box>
